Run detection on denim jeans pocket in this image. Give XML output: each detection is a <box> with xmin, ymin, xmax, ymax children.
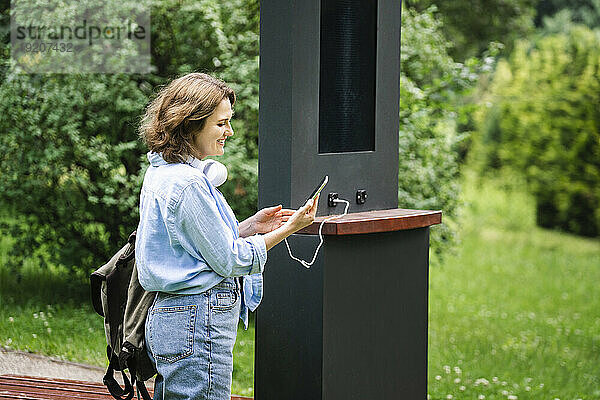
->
<box><xmin>212</xmin><ymin>288</ymin><xmax>239</xmax><ymax>312</ymax></box>
<box><xmin>148</xmin><ymin>305</ymin><xmax>196</xmax><ymax>363</ymax></box>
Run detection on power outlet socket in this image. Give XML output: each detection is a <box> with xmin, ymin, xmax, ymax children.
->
<box><xmin>328</xmin><ymin>192</ymin><xmax>339</xmax><ymax>207</ymax></box>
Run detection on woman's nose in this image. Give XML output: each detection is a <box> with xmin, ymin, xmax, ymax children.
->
<box><xmin>226</xmin><ymin>122</ymin><xmax>234</xmax><ymax>136</ymax></box>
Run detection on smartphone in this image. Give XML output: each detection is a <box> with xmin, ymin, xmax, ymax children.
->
<box><xmin>308</xmin><ymin>175</ymin><xmax>328</xmax><ymax>202</ymax></box>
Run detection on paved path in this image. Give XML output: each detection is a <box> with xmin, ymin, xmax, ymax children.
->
<box><xmin>0</xmin><ymin>347</ymin><xmax>106</xmax><ymax>382</ymax></box>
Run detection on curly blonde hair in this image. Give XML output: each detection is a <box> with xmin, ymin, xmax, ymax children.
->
<box><xmin>139</xmin><ymin>73</ymin><xmax>236</xmax><ymax>163</ymax></box>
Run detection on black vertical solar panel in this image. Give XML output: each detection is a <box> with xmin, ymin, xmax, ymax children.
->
<box><xmin>319</xmin><ymin>0</ymin><xmax>377</xmax><ymax>153</ymax></box>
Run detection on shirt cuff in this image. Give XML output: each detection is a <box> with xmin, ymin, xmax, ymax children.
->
<box><xmin>246</xmin><ymin>234</ymin><xmax>267</xmax><ymax>275</ymax></box>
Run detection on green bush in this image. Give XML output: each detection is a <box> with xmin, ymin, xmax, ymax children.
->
<box><xmin>0</xmin><ymin>74</ymin><xmax>149</xmax><ymax>274</ymax></box>
<box><xmin>399</xmin><ymin>7</ymin><xmax>484</xmax><ymax>263</ymax></box>
<box><xmin>476</xmin><ymin>25</ymin><xmax>600</xmax><ymax>236</ymax></box>
<box><xmin>0</xmin><ymin>0</ymin><xmax>261</xmax><ymax>274</ymax></box>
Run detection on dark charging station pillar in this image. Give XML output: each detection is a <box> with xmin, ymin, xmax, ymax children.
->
<box><xmin>256</xmin><ymin>0</ymin><xmax>441</xmax><ymax>398</ymax></box>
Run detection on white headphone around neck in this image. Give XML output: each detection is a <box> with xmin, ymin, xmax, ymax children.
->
<box><xmin>188</xmin><ymin>158</ymin><xmax>228</xmax><ymax>187</ymax></box>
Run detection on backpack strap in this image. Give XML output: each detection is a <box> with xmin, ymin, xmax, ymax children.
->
<box><xmin>136</xmin><ymin>381</ymin><xmax>152</xmax><ymax>400</ymax></box>
<box><xmin>105</xmin><ymin>349</ymin><xmax>152</xmax><ymax>400</ymax></box>
<box><xmin>118</xmin><ymin>340</ymin><xmax>153</xmax><ymax>400</ymax></box>
<box><xmin>103</xmin><ymin>365</ymin><xmax>134</xmax><ymax>400</ymax></box>
<box><xmin>90</xmin><ymin>272</ymin><xmax>105</xmax><ymax>317</ymax></box>
<box><xmin>126</xmin><ymin>358</ymin><xmax>153</xmax><ymax>400</ymax></box>
<box><xmin>128</xmin><ymin>230</ymin><xmax>137</xmax><ymax>245</ymax></box>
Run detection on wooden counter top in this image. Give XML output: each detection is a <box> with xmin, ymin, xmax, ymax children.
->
<box><xmin>296</xmin><ymin>208</ymin><xmax>442</xmax><ymax>236</ymax></box>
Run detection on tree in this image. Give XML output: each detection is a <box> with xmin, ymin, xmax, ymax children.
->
<box><xmin>535</xmin><ymin>0</ymin><xmax>600</xmax><ymax>28</ymax></box>
<box><xmin>404</xmin><ymin>0</ymin><xmax>537</xmax><ymax>60</ymax></box>
<box><xmin>476</xmin><ymin>25</ymin><xmax>600</xmax><ymax>236</ymax></box>
<box><xmin>399</xmin><ymin>7</ymin><xmax>485</xmax><ymax>263</ymax></box>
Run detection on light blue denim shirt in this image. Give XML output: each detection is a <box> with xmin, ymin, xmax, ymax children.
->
<box><xmin>135</xmin><ymin>152</ymin><xmax>266</xmax><ymax>329</ymax></box>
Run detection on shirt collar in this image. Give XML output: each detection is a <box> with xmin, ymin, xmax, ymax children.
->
<box><xmin>147</xmin><ymin>151</ymin><xmax>168</xmax><ymax>167</ymax></box>
<box><xmin>147</xmin><ymin>151</ymin><xmax>203</xmax><ymax>168</ymax></box>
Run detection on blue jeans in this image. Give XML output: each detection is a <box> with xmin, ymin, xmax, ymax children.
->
<box><xmin>146</xmin><ymin>277</ymin><xmax>241</xmax><ymax>400</ymax></box>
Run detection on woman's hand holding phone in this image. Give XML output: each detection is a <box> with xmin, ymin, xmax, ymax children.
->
<box><xmin>285</xmin><ymin>194</ymin><xmax>319</xmax><ymax>231</ymax></box>
<box><xmin>263</xmin><ymin>176</ymin><xmax>324</xmax><ymax>251</ymax></box>
<box><xmin>263</xmin><ymin>195</ymin><xmax>319</xmax><ymax>251</ymax></box>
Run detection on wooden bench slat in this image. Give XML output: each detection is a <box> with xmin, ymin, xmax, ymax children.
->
<box><xmin>0</xmin><ymin>384</ymin><xmax>108</xmax><ymax>400</ymax></box>
<box><xmin>0</xmin><ymin>394</ymin><xmax>44</xmax><ymax>400</ymax></box>
<box><xmin>0</xmin><ymin>382</ymin><xmax>117</xmax><ymax>399</ymax></box>
<box><xmin>0</xmin><ymin>389</ymin><xmax>100</xmax><ymax>400</ymax></box>
<box><xmin>0</xmin><ymin>392</ymin><xmax>49</xmax><ymax>400</ymax></box>
<box><xmin>0</xmin><ymin>375</ymin><xmax>140</xmax><ymax>400</ymax></box>
<box><xmin>0</xmin><ymin>378</ymin><xmax>108</xmax><ymax>393</ymax></box>
<box><xmin>1</xmin><ymin>375</ymin><xmax>253</xmax><ymax>400</ymax></box>
<box><xmin>1</xmin><ymin>376</ymin><xmax>107</xmax><ymax>389</ymax></box>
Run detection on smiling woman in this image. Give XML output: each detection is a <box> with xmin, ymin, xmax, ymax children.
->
<box><xmin>134</xmin><ymin>72</ymin><xmax>319</xmax><ymax>400</ymax></box>
<box><xmin>138</xmin><ymin>72</ymin><xmax>236</xmax><ymax>164</ymax></box>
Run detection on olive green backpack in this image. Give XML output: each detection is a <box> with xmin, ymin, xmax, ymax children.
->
<box><xmin>90</xmin><ymin>231</ymin><xmax>156</xmax><ymax>400</ymax></box>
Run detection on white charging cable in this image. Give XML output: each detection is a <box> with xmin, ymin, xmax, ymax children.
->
<box><xmin>284</xmin><ymin>198</ymin><xmax>350</xmax><ymax>268</ymax></box>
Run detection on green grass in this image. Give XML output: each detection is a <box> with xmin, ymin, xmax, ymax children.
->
<box><xmin>427</xmin><ymin>172</ymin><xmax>600</xmax><ymax>399</ymax></box>
<box><xmin>0</xmin><ymin>245</ymin><xmax>107</xmax><ymax>366</ymax></box>
<box><xmin>1</xmin><ymin>171</ymin><xmax>599</xmax><ymax>399</ymax></box>
<box><xmin>232</xmin><ymin>321</ymin><xmax>256</xmax><ymax>396</ymax></box>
